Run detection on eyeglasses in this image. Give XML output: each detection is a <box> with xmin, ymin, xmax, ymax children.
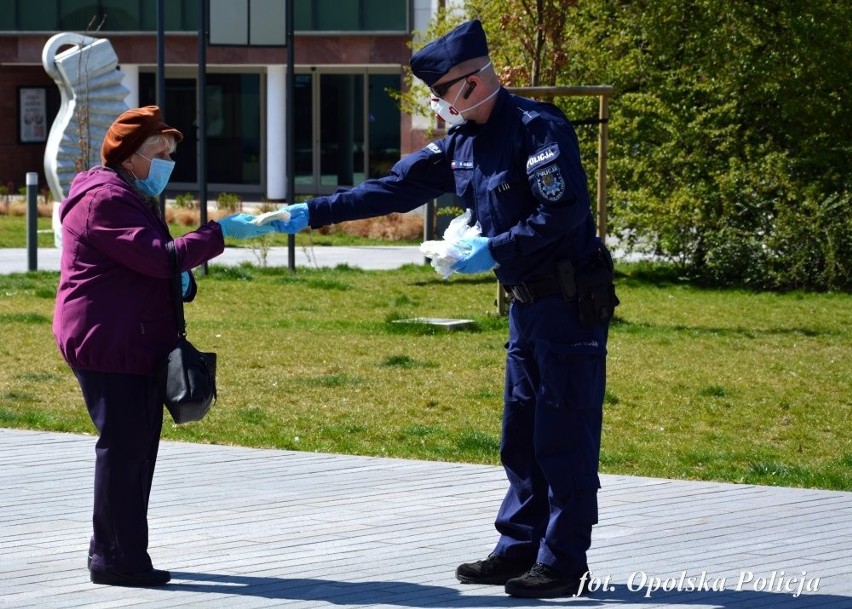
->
<box><xmin>430</xmin><ymin>67</ymin><xmax>483</xmax><ymax>99</ymax></box>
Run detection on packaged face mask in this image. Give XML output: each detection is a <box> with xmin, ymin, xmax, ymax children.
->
<box><xmin>419</xmin><ymin>209</ymin><xmax>482</xmax><ymax>279</ymax></box>
<box><xmin>251</xmin><ymin>208</ymin><xmax>291</xmax><ymax>226</ymax></box>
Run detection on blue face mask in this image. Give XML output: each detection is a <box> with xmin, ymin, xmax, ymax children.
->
<box><xmin>133</xmin><ymin>153</ymin><xmax>175</xmax><ymax>197</ymax></box>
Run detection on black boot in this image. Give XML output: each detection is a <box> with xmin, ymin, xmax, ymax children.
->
<box><xmin>504</xmin><ymin>563</ymin><xmax>590</xmax><ymax>598</ymax></box>
<box><xmin>90</xmin><ymin>568</ymin><xmax>171</xmax><ymax>587</ymax></box>
<box><xmin>456</xmin><ymin>553</ymin><xmax>536</xmax><ymax>585</ymax></box>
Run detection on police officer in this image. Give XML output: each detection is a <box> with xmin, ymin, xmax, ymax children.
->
<box><xmin>272</xmin><ymin>19</ymin><xmax>616</xmax><ymax>599</ymax></box>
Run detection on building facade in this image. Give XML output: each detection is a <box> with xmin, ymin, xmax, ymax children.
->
<box><xmin>0</xmin><ymin>0</ymin><xmax>439</xmax><ymax>200</ymax></box>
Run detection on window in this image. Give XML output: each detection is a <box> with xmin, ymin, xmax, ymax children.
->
<box><xmin>296</xmin><ymin>0</ymin><xmax>408</xmax><ymax>32</ymax></box>
<box><xmin>4</xmin><ymin>0</ymin><xmax>199</xmax><ymax>32</ymax></box>
<box><xmin>367</xmin><ymin>74</ymin><xmax>401</xmax><ymax>179</ymax></box>
<box><xmin>293</xmin><ymin>70</ymin><xmax>400</xmax><ymax>195</ymax></box>
<box><xmin>138</xmin><ymin>73</ymin><xmax>261</xmax><ymax>186</ymax></box>
<box><xmin>5</xmin><ymin>0</ymin><xmax>406</xmax><ymax>32</ymax></box>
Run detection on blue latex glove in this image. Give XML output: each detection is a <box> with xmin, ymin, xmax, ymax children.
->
<box><xmin>180</xmin><ymin>271</ymin><xmax>191</xmax><ymax>297</ymax></box>
<box><xmin>217</xmin><ymin>213</ymin><xmax>276</xmax><ymax>239</ymax></box>
<box><xmin>270</xmin><ymin>203</ymin><xmax>310</xmax><ymax>234</ymax></box>
<box><xmin>451</xmin><ymin>236</ymin><xmax>497</xmax><ymax>274</ymax></box>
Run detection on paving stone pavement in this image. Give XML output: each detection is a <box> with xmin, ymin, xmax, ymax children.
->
<box><xmin>1</xmin><ymin>428</ymin><xmax>850</xmax><ymax>608</ymax></box>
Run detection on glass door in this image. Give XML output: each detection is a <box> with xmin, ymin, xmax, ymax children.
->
<box><xmin>293</xmin><ymin>74</ymin><xmax>315</xmax><ymax>191</ymax></box>
<box><xmin>320</xmin><ymin>73</ymin><xmax>365</xmax><ymax>191</ymax></box>
<box><xmin>139</xmin><ymin>72</ymin><xmax>261</xmax><ymax>189</ymax></box>
<box><xmin>292</xmin><ymin>69</ymin><xmax>399</xmax><ymax>196</ymax></box>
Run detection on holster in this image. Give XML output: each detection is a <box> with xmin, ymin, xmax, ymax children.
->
<box><xmin>503</xmin><ymin>246</ymin><xmax>619</xmax><ymax>323</ymax></box>
<box><xmin>572</xmin><ymin>245</ymin><xmax>620</xmax><ymax>326</ymax></box>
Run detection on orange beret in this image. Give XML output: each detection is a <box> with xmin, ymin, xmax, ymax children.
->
<box><xmin>100</xmin><ymin>105</ymin><xmax>183</xmax><ymax>167</ymax></box>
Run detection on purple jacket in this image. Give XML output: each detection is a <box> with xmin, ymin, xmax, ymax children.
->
<box><xmin>53</xmin><ymin>166</ymin><xmax>225</xmax><ymax>374</ymax></box>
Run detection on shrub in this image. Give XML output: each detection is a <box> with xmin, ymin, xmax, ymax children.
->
<box><xmin>174</xmin><ymin>192</ymin><xmax>197</xmax><ymax>209</ymax></box>
<box><xmin>317</xmin><ymin>213</ymin><xmax>423</xmax><ymax>241</ymax></box>
<box><xmin>558</xmin><ymin>1</ymin><xmax>851</xmax><ymax>292</ymax></box>
<box><xmin>217</xmin><ymin>192</ymin><xmax>242</xmax><ymax>213</ymax></box>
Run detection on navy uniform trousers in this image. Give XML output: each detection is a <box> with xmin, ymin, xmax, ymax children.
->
<box><xmin>493</xmin><ymin>296</ymin><xmax>607</xmax><ymax>577</ymax></box>
<box><xmin>73</xmin><ymin>369</ymin><xmax>163</xmax><ymax>573</ymax></box>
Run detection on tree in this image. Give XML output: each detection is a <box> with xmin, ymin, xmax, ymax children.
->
<box><xmin>465</xmin><ymin>0</ymin><xmax>576</xmax><ymax>87</ymax></box>
<box><xmin>393</xmin><ymin>1</ymin><xmax>579</xmax><ymax>120</ymax></box>
<box><xmin>398</xmin><ymin>1</ymin><xmax>851</xmax><ymax>290</ymax></box>
<box><xmin>570</xmin><ymin>0</ymin><xmax>852</xmax><ymax>290</ymax></box>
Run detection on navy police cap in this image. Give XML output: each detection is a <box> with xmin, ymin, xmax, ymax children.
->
<box><xmin>409</xmin><ymin>20</ymin><xmax>489</xmax><ymax>87</ymax></box>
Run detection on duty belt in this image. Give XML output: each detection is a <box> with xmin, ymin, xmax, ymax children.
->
<box><xmin>502</xmin><ymin>275</ymin><xmax>566</xmax><ymax>304</ymax></box>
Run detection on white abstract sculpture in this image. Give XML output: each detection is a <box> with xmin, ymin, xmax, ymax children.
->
<box><xmin>42</xmin><ymin>33</ymin><xmax>129</xmax><ymax>246</ymax></box>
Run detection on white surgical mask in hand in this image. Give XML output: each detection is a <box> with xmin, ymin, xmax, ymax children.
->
<box><xmin>251</xmin><ymin>208</ymin><xmax>291</xmax><ymax>226</ymax></box>
<box><xmin>419</xmin><ymin>209</ymin><xmax>483</xmax><ymax>279</ymax></box>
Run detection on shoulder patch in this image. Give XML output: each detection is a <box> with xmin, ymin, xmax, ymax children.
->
<box><xmin>534</xmin><ymin>165</ymin><xmax>566</xmax><ymax>201</ymax></box>
<box><xmin>426</xmin><ymin>142</ymin><xmax>442</xmax><ymax>155</ymax></box>
<box><xmin>526</xmin><ymin>144</ymin><xmax>560</xmax><ymax>172</ymax></box>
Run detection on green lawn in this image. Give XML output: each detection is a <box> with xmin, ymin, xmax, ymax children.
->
<box><xmin>0</xmin><ymin>261</ymin><xmax>849</xmax><ymax>491</ymax></box>
<box><xmin>0</xmin><ymin>214</ymin><xmax>56</xmax><ymax>248</ymax></box>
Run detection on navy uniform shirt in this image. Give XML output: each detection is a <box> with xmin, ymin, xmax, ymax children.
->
<box><xmin>307</xmin><ymin>87</ymin><xmax>599</xmax><ymax>285</ymax></box>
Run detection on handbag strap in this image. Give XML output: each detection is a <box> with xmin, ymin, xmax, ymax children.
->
<box><xmin>165</xmin><ymin>241</ymin><xmax>187</xmax><ymax>337</ymax></box>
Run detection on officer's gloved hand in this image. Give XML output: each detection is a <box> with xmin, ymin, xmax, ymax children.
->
<box><xmin>451</xmin><ymin>236</ymin><xmax>497</xmax><ymax>274</ymax></box>
<box><xmin>270</xmin><ymin>203</ymin><xmax>310</xmax><ymax>234</ymax></box>
<box><xmin>217</xmin><ymin>213</ymin><xmax>276</xmax><ymax>239</ymax></box>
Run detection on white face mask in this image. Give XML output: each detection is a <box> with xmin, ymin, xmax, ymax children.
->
<box><xmin>429</xmin><ymin>62</ymin><xmax>498</xmax><ymax>127</ymax></box>
<box><xmin>430</xmin><ymin>95</ymin><xmax>467</xmax><ymax>127</ymax></box>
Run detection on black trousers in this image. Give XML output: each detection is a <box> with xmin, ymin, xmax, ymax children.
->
<box><xmin>73</xmin><ymin>368</ymin><xmax>163</xmax><ymax>573</ymax></box>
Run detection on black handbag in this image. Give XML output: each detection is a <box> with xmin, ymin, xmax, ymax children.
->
<box><xmin>158</xmin><ymin>241</ymin><xmax>217</xmax><ymax>424</ymax></box>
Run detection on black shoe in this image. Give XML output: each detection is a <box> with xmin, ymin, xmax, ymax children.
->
<box><xmin>90</xmin><ymin>568</ymin><xmax>171</xmax><ymax>587</ymax></box>
<box><xmin>456</xmin><ymin>553</ymin><xmax>536</xmax><ymax>585</ymax></box>
<box><xmin>505</xmin><ymin>563</ymin><xmax>590</xmax><ymax>598</ymax></box>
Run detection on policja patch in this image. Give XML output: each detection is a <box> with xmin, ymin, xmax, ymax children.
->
<box><xmin>535</xmin><ymin>164</ymin><xmax>566</xmax><ymax>201</ymax></box>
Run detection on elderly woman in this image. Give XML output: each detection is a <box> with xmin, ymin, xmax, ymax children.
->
<box><xmin>53</xmin><ymin>106</ymin><xmax>270</xmax><ymax>587</ymax></box>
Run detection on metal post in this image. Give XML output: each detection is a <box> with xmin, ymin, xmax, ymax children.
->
<box><xmin>26</xmin><ymin>172</ymin><xmax>38</xmax><ymax>271</ymax></box>
<box><xmin>286</xmin><ymin>0</ymin><xmax>296</xmax><ymax>271</ymax></box>
<box><xmin>197</xmin><ymin>0</ymin><xmax>209</xmax><ymax>275</ymax></box>
<box><xmin>423</xmin><ymin>199</ymin><xmax>435</xmax><ymax>265</ymax></box>
<box><xmin>156</xmin><ymin>0</ymin><xmax>167</xmax><ymax>218</ymax></box>
<box><xmin>596</xmin><ymin>95</ymin><xmax>609</xmax><ymax>242</ymax></box>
